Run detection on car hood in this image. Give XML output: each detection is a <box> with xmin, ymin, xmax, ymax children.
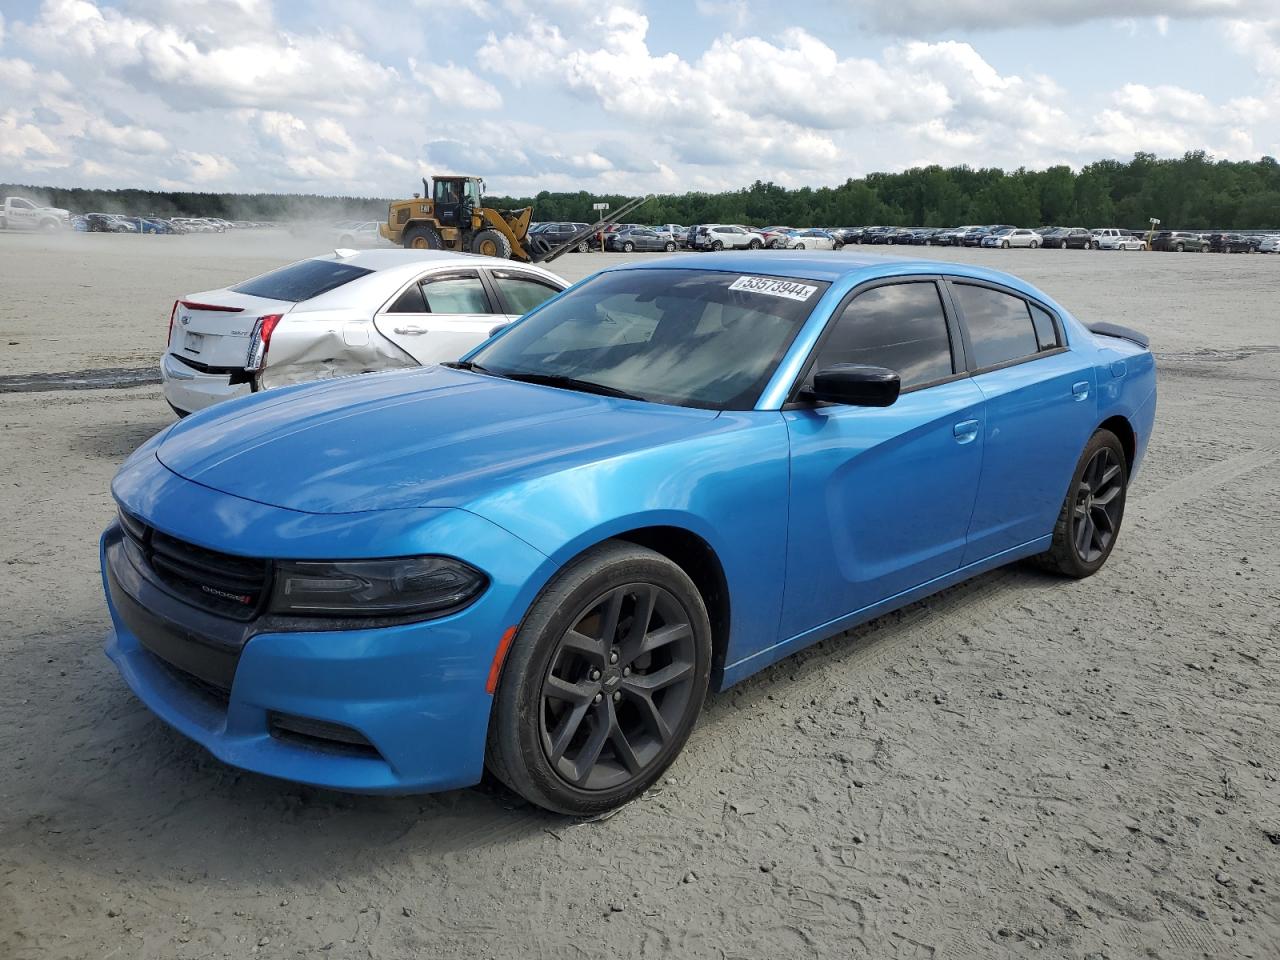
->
<box><xmin>155</xmin><ymin>366</ymin><xmax>721</xmax><ymax>514</ymax></box>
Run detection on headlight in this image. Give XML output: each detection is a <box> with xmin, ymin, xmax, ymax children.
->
<box><xmin>270</xmin><ymin>556</ymin><xmax>487</xmax><ymax>617</ymax></box>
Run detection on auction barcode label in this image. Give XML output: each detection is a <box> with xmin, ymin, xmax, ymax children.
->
<box><xmin>728</xmin><ymin>276</ymin><xmax>819</xmax><ymax>302</ymax></box>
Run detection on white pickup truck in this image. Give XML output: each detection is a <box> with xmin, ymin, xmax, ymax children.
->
<box><xmin>0</xmin><ymin>196</ymin><xmax>70</xmax><ymax>231</ymax></box>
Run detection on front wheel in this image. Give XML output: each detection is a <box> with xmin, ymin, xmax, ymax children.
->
<box><xmin>486</xmin><ymin>541</ymin><xmax>712</xmax><ymax>816</ymax></box>
<box><xmin>1001</xmin><ymin>240</ymin><xmax>1010</xmax><ymax>248</ymax></box>
<box><xmin>1034</xmin><ymin>429</ymin><xmax>1128</xmax><ymax>579</ymax></box>
<box><xmin>403</xmin><ymin>224</ymin><xmax>444</xmax><ymax>250</ymax></box>
<box><xmin>1174</xmin><ymin>243</ymin><xmax>1184</xmax><ymax>252</ymax></box>
<box><xmin>833</xmin><ymin>241</ymin><xmax>844</xmax><ymax>251</ymax></box>
<box><xmin>1030</xmin><ymin>240</ymin><xmax>1039</xmax><ymax>248</ymax></box>
<box><xmin>710</xmin><ymin>240</ymin><xmax>723</xmax><ymax>252</ymax></box>
<box><xmin>748</xmin><ymin>239</ymin><xmax>762</xmax><ymax>249</ymax></box>
<box><xmin>794</xmin><ymin>242</ymin><xmax>805</xmax><ymax>250</ymax></box>
<box><xmin>664</xmin><ymin>241</ymin><xmax>676</xmax><ymax>252</ymax></box>
<box><xmin>1090</xmin><ymin>241</ymin><xmax>1100</xmax><ymax>250</ymax></box>
<box><xmin>622</xmin><ymin>241</ymin><xmax>635</xmax><ymax>253</ymax></box>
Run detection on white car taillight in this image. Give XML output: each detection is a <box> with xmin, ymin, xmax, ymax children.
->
<box><xmin>244</xmin><ymin>314</ymin><xmax>284</xmax><ymax>372</ymax></box>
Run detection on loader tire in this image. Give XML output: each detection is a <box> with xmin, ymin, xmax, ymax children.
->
<box><xmin>472</xmin><ymin>228</ymin><xmax>512</xmax><ymax>259</ymax></box>
<box><xmin>403</xmin><ymin>224</ymin><xmax>444</xmax><ymax>250</ymax></box>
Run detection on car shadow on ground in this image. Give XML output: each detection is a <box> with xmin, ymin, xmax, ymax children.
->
<box><xmin>74</xmin><ymin>417</ymin><xmax>173</xmax><ymax>460</ymax></box>
<box><xmin>11</xmin><ymin>562</ymin><xmax>1051</xmax><ymax>886</ymax></box>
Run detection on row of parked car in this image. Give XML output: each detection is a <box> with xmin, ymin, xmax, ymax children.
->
<box><xmin>831</xmin><ymin>224</ymin><xmax>1280</xmax><ymax>253</ymax></box>
<box><xmin>549</xmin><ymin>219</ymin><xmax>1280</xmax><ymax>255</ymax></box>
<box><xmin>71</xmin><ymin>214</ymin><xmax>274</xmax><ymax>234</ymax></box>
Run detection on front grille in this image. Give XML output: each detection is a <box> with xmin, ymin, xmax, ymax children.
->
<box><xmin>119</xmin><ymin>510</ymin><xmax>270</xmax><ymax>621</ymax></box>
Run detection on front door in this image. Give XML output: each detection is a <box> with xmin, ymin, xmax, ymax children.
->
<box><xmin>373</xmin><ymin>270</ymin><xmax>499</xmax><ymax>365</ymax></box>
<box><xmin>781</xmin><ymin>279</ymin><xmax>985</xmax><ymax>639</ymax></box>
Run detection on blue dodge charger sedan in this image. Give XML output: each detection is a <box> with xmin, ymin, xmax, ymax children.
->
<box><xmin>102</xmin><ymin>252</ymin><xmax>1156</xmax><ymax>815</ymax></box>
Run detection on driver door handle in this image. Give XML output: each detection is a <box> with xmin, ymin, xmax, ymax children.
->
<box><xmin>953</xmin><ymin>419</ymin><xmax>979</xmax><ymax>444</ymax></box>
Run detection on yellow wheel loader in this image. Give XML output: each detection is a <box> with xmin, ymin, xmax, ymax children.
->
<box><xmin>380</xmin><ymin>175</ymin><xmax>650</xmax><ymax>264</ymax></box>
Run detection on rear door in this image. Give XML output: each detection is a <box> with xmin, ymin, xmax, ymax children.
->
<box><xmin>946</xmin><ymin>279</ymin><xmax>1097</xmax><ymax>564</ymax></box>
<box><xmin>372</xmin><ymin>269</ymin><xmax>499</xmax><ymax>364</ymax></box>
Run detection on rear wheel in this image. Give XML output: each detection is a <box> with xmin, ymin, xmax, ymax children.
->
<box><xmin>1001</xmin><ymin>240</ymin><xmax>1010</xmax><ymax>248</ymax></box>
<box><xmin>1030</xmin><ymin>239</ymin><xmax>1039</xmax><ymax>248</ymax></box>
<box><xmin>471</xmin><ymin>228</ymin><xmax>512</xmax><ymax>259</ymax></box>
<box><xmin>486</xmin><ymin>542</ymin><xmax>712</xmax><ymax>816</ymax></box>
<box><xmin>1034</xmin><ymin>429</ymin><xmax>1128</xmax><ymax>579</ymax></box>
<box><xmin>664</xmin><ymin>241</ymin><xmax>676</xmax><ymax>252</ymax></box>
<box><xmin>403</xmin><ymin>224</ymin><xmax>444</xmax><ymax>250</ymax></box>
<box><xmin>1174</xmin><ymin>242</ymin><xmax>1185</xmax><ymax>252</ymax></box>
<box><xmin>748</xmin><ymin>239</ymin><xmax>762</xmax><ymax>250</ymax></box>
<box><xmin>710</xmin><ymin>240</ymin><xmax>723</xmax><ymax>252</ymax></box>
<box><xmin>622</xmin><ymin>241</ymin><xmax>635</xmax><ymax>253</ymax></box>
<box><xmin>794</xmin><ymin>242</ymin><xmax>806</xmax><ymax>250</ymax></box>
<box><xmin>576</xmin><ymin>241</ymin><xmax>589</xmax><ymax>253</ymax></box>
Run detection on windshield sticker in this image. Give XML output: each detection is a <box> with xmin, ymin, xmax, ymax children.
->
<box><xmin>728</xmin><ymin>276</ymin><xmax>819</xmax><ymax>302</ymax></box>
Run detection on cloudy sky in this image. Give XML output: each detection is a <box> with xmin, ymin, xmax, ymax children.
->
<box><xmin>1</xmin><ymin>0</ymin><xmax>1279</xmax><ymax>197</ymax></box>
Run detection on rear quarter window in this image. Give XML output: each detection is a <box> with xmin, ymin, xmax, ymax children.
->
<box><xmin>231</xmin><ymin>259</ymin><xmax>374</xmax><ymax>302</ymax></box>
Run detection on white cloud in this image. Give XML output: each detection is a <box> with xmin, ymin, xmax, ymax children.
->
<box><xmin>82</xmin><ymin>116</ymin><xmax>169</xmax><ymax>153</ymax></box>
<box><xmin>851</xmin><ymin>0</ymin><xmax>1270</xmax><ymax>35</ymax></box>
<box><xmin>0</xmin><ymin>109</ymin><xmax>69</xmax><ymax>168</ymax></box>
<box><xmin>410</xmin><ymin>58</ymin><xmax>503</xmax><ymax>109</ymax></box>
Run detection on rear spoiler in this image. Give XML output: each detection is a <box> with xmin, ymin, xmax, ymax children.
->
<box><xmin>1087</xmin><ymin>321</ymin><xmax>1149</xmax><ymax>349</ymax></box>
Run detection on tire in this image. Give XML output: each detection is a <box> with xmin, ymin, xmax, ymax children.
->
<box><xmin>1174</xmin><ymin>242</ymin><xmax>1184</xmax><ymax>252</ymax></box>
<box><xmin>833</xmin><ymin>241</ymin><xmax>844</xmax><ymax>251</ymax></box>
<box><xmin>1001</xmin><ymin>240</ymin><xmax>1010</xmax><ymax>248</ymax></box>
<box><xmin>1061</xmin><ymin>241</ymin><xmax>1069</xmax><ymax>249</ymax></box>
<box><xmin>1090</xmin><ymin>241</ymin><xmax>1100</xmax><ymax>250</ymax></box>
<box><xmin>1030</xmin><ymin>240</ymin><xmax>1039</xmax><ymax>248</ymax></box>
<box><xmin>794</xmin><ymin>242</ymin><xmax>805</xmax><ymax>250</ymax></box>
<box><xmin>576</xmin><ymin>241</ymin><xmax>589</xmax><ymax>253</ymax></box>
<box><xmin>664</xmin><ymin>241</ymin><xmax>676</xmax><ymax>252</ymax></box>
<box><xmin>403</xmin><ymin>224</ymin><xmax>444</xmax><ymax>250</ymax></box>
<box><xmin>486</xmin><ymin>541</ymin><xmax>712</xmax><ymax>816</ymax></box>
<box><xmin>471</xmin><ymin>228</ymin><xmax>512</xmax><ymax>259</ymax></box>
<box><xmin>710</xmin><ymin>240</ymin><xmax>723</xmax><ymax>252</ymax></box>
<box><xmin>622</xmin><ymin>241</ymin><xmax>635</xmax><ymax>253</ymax></box>
<box><xmin>748</xmin><ymin>239</ymin><xmax>762</xmax><ymax>250</ymax></box>
<box><xmin>1034</xmin><ymin>429</ymin><xmax>1128</xmax><ymax>579</ymax></box>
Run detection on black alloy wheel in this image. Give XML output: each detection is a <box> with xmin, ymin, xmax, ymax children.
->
<box><xmin>1035</xmin><ymin>429</ymin><xmax>1128</xmax><ymax>578</ymax></box>
<box><xmin>486</xmin><ymin>541</ymin><xmax>711</xmax><ymax>815</ymax></box>
<box><xmin>538</xmin><ymin>583</ymin><xmax>697</xmax><ymax>791</ymax></box>
<box><xmin>1071</xmin><ymin>446</ymin><xmax>1124</xmax><ymax>563</ymax></box>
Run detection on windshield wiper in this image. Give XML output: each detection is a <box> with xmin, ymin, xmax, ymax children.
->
<box><xmin>499</xmin><ymin>371</ymin><xmax>645</xmax><ymax>401</ymax></box>
<box><xmin>441</xmin><ymin>360</ymin><xmax>493</xmax><ymax>374</ymax></box>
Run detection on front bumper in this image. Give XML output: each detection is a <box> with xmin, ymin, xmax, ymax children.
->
<box><xmin>161</xmin><ymin>351</ymin><xmax>252</xmax><ymax>414</ymax></box>
<box><xmin>100</xmin><ymin>467</ymin><xmax>551</xmax><ymax>794</ymax></box>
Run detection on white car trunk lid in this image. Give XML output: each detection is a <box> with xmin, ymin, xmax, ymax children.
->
<box><xmin>169</xmin><ymin>290</ymin><xmax>294</xmax><ymax>369</ymax></box>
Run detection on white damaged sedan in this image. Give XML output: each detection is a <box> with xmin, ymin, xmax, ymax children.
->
<box><xmin>161</xmin><ymin>249</ymin><xmax>567</xmax><ymax>415</ymax></box>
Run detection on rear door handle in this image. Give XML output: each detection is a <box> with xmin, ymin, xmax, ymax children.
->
<box><xmin>1072</xmin><ymin>380</ymin><xmax>1090</xmax><ymax>400</ymax></box>
<box><xmin>953</xmin><ymin>419</ymin><xmax>979</xmax><ymax>443</ymax></box>
<box><xmin>393</xmin><ymin>325</ymin><xmax>428</xmax><ymax>335</ymax></box>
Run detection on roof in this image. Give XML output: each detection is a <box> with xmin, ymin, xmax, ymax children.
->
<box><xmin>604</xmin><ymin>250</ymin><xmax>1053</xmax><ymax>302</ymax></box>
<box><xmin>312</xmin><ymin>248</ymin><xmax>565</xmax><ymax>282</ymax></box>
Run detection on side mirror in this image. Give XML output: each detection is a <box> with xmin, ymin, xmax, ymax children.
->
<box><xmin>488</xmin><ymin>322</ymin><xmax>511</xmax><ymax>338</ymax></box>
<box><xmin>802</xmin><ymin>364</ymin><xmax>900</xmax><ymax>407</ymax></box>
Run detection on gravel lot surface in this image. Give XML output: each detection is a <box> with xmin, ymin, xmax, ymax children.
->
<box><xmin>2</xmin><ymin>232</ymin><xmax>1278</xmax><ymax>959</ymax></box>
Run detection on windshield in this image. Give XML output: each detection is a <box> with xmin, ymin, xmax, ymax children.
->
<box><xmin>469</xmin><ymin>268</ymin><xmax>830</xmax><ymax>410</ymax></box>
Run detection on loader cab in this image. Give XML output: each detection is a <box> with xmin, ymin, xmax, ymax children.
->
<box><xmin>430</xmin><ymin>176</ymin><xmax>483</xmax><ymax>228</ymax></box>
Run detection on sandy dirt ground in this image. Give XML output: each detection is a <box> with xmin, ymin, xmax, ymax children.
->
<box><xmin>1</xmin><ymin>232</ymin><xmax>1278</xmax><ymax>959</ymax></box>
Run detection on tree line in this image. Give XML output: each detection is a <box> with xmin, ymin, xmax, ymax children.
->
<box><xmin>7</xmin><ymin>152</ymin><xmax>1280</xmax><ymax>229</ymax></box>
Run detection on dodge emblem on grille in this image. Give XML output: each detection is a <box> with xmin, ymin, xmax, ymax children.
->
<box><xmin>200</xmin><ymin>584</ymin><xmax>253</xmax><ymax>605</ymax></box>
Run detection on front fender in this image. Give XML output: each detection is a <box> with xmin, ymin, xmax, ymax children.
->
<box><xmin>466</xmin><ymin>411</ymin><xmax>792</xmax><ymax>679</ymax></box>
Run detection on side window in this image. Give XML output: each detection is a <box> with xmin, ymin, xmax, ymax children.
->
<box><xmin>1029</xmin><ymin>303</ymin><xmax>1060</xmax><ymax>351</ymax></box>
<box><xmin>420</xmin><ymin>274</ymin><xmax>489</xmax><ymax>314</ymax></box>
<box><xmin>951</xmin><ymin>284</ymin><xmax>1042</xmax><ymax>368</ymax></box>
<box><xmin>493</xmin><ymin>274</ymin><xmax>561</xmax><ymax>315</ymax></box>
<box><xmin>386</xmin><ymin>283</ymin><xmax>426</xmax><ymax>313</ymax></box>
<box><xmin>811</xmin><ymin>282</ymin><xmax>954</xmax><ymax>390</ymax></box>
